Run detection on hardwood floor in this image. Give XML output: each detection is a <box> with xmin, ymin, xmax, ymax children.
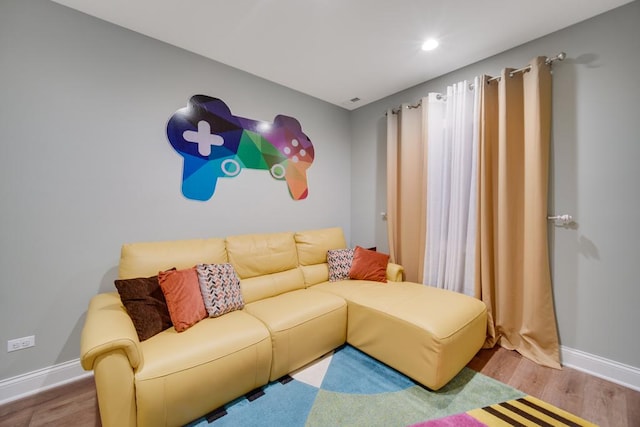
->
<box><xmin>467</xmin><ymin>347</ymin><xmax>640</xmax><ymax>427</ymax></box>
<box><xmin>0</xmin><ymin>377</ymin><xmax>100</xmax><ymax>427</ymax></box>
<box><xmin>1</xmin><ymin>347</ymin><xmax>638</xmax><ymax>426</ymax></box>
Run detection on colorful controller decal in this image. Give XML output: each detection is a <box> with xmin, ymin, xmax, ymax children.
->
<box><xmin>166</xmin><ymin>95</ymin><xmax>315</xmax><ymax>201</ymax></box>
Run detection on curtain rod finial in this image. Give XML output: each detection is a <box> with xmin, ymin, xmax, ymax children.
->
<box><xmin>546</xmin><ymin>52</ymin><xmax>566</xmax><ymax>65</ymax></box>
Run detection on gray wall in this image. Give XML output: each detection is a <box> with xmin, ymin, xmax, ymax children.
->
<box><xmin>350</xmin><ymin>1</ymin><xmax>640</xmax><ymax>368</ymax></box>
<box><xmin>0</xmin><ymin>0</ymin><xmax>351</xmax><ymax>380</ymax></box>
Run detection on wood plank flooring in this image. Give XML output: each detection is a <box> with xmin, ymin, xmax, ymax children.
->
<box><xmin>0</xmin><ymin>377</ymin><xmax>100</xmax><ymax>426</ymax></box>
<box><xmin>467</xmin><ymin>347</ymin><xmax>640</xmax><ymax>427</ymax></box>
<box><xmin>1</xmin><ymin>347</ymin><xmax>638</xmax><ymax>426</ymax></box>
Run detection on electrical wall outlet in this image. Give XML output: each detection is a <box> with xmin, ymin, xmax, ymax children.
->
<box><xmin>7</xmin><ymin>335</ymin><xmax>35</xmax><ymax>352</ymax></box>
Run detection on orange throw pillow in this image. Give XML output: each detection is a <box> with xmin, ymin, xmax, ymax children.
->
<box><xmin>158</xmin><ymin>267</ymin><xmax>207</xmax><ymax>332</ymax></box>
<box><xmin>348</xmin><ymin>246</ymin><xmax>389</xmax><ymax>283</ymax></box>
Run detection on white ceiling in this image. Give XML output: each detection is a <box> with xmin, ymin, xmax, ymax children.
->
<box><xmin>52</xmin><ymin>0</ymin><xmax>632</xmax><ymax>110</ymax></box>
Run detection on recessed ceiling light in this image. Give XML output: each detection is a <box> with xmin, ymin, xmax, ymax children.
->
<box><xmin>421</xmin><ymin>38</ymin><xmax>439</xmax><ymax>51</ymax></box>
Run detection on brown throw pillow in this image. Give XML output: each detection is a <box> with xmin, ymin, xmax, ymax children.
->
<box><xmin>158</xmin><ymin>267</ymin><xmax>207</xmax><ymax>332</ymax></box>
<box><xmin>348</xmin><ymin>246</ymin><xmax>389</xmax><ymax>283</ymax></box>
<box><xmin>114</xmin><ymin>274</ymin><xmax>172</xmax><ymax>341</ymax></box>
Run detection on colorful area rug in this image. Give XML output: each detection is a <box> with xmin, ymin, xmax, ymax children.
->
<box><xmin>186</xmin><ymin>345</ymin><xmax>595</xmax><ymax>427</ymax></box>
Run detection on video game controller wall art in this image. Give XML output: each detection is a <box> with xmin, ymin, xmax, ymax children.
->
<box><xmin>166</xmin><ymin>95</ymin><xmax>315</xmax><ymax>201</ymax></box>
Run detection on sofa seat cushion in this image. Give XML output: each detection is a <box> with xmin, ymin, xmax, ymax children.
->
<box><xmin>134</xmin><ymin>310</ymin><xmax>272</xmax><ymax>427</ymax></box>
<box><xmin>244</xmin><ymin>289</ymin><xmax>347</xmax><ymax>380</ymax></box>
<box><xmin>136</xmin><ymin>310</ymin><xmax>270</xmax><ymax>380</ymax></box>
<box><xmin>312</xmin><ymin>281</ymin><xmax>487</xmax><ymax>390</ymax></box>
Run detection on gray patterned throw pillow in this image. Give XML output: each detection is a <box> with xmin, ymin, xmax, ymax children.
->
<box><xmin>327</xmin><ymin>248</ymin><xmax>355</xmax><ymax>282</ymax></box>
<box><xmin>196</xmin><ymin>263</ymin><xmax>244</xmax><ymax>317</ymax></box>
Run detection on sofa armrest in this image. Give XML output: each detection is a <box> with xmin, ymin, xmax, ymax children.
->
<box><xmin>386</xmin><ymin>263</ymin><xmax>404</xmax><ymax>282</ymax></box>
<box><xmin>80</xmin><ymin>292</ymin><xmax>142</xmax><ymax>371</ymax></box>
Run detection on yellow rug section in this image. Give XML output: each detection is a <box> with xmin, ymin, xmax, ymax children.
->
<box><xmin>467</xmin><ymin>395</ymin><xmax>597</xmax><ymax>427</ymax></box>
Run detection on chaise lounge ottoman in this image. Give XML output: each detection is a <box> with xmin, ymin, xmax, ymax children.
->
<box><xmin>311</xmin><ymin>280</ymin><xmax>487</xmax><ymax>390</ymax></box>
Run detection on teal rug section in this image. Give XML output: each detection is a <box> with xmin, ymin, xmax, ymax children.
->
<box><xmin>198</xmin><ymin>380</ymin><xmax>318</xmax><ymax>427</ymax></box>
<box><xmin>320</xmin><ymin>343</ymin><xmax>415</xmax><ymax>393</ymax></box>
<box><xmin>186</xmin><ymin>345</ymin><xmax>525</xmax><ymax>427</ymax></box>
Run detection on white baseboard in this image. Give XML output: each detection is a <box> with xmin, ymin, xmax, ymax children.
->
<box><xmin>561</xmin><ymin>345</ymin><xmax>640</xmax><ymax>392</ymax></box>
<box><xmin>0</xmin><ymin>359</ymin><xmax>92</xmax><ymax>406</ymax></box>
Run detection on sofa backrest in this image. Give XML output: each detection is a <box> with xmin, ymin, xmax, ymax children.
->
<box><xmin>294</xmin><ymin>227</ymin><xmax>347</xmax><ymax>286</ymax></box>
<box><xmin>118</xmin><ymin>238</ymin><xmax>227</xmax><ymax>279</ymax></box>
<box><xmin>225</xmin><ymin>231</ymin><xmax>304</xmax><ymax>303</ymax></box>
<box><xmin>116</xmin><ymin>228</ymin><xmax>349</xmax><ymax>301</ymax></box>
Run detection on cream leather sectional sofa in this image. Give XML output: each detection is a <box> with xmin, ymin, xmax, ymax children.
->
<box><xmin>80</xmin><ymin>227</ymin><xmax>487</xmax><ymax>427</ymax></box>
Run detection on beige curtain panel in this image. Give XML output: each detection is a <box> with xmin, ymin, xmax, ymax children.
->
<box><xmin>476</xmin><ymin>56</ymin><xmax>561</xmax><ymax>368</ymax></box>
<box><xmin>386</xmin><ymin>101</ymin><xmax>428</xmax><ymax>283</ymax></box>
<box><xmin>387</xmin><ymin>56</ymin><xmax>561</xmax><ymax>368</ymax></box>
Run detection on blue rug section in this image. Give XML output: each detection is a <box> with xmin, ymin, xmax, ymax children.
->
<box><xmin>321</xmin><ymin>345</ymin><xmax>414</xmax><ymax>394</ymax></box>
<box><xmin>186</xmin><ymin>380</ymin><xmax>318</xmax><ymax>427</ymax></box>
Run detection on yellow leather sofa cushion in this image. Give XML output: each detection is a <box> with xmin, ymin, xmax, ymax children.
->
<box><xmin>134</xmin><ymin>311</ymin><xmax>272</xmax><ymax>427</ymax></box>
<box><xmin>239</xmin><ymin>268</ymin><xmax>306</xmax><ymax>304</ymax></box>
<box><xmin>226</xmin><ymin>232</ymin><xmax>298</xmax><ymax>279</ymax></box>
<box><xmin>244</xmin><ymin>289</ymin><xmax>347</xmax><ymax>380</ymax></box>
<box><xmin>294</xmin><ymin>227</ymin><xmax>347</xmax><ymax>286</ymax></box>
<box><xmin>119</xmin><ymin>238</ymin><xmax>227</xmax><ymax>279</ymax></box>
<box><xmin>226</xmin><ymin>232</ymin><xmax>306</xmax><ymax>304</ymax></box>
<box><xmin>294</xmin><ymin>227</ymin><xmax>347</xmax><ymax>265</ymax></box>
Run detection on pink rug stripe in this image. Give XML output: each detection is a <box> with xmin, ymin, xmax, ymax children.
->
<box><xmin>409</xmin><ymin>413</ymin><xmax>487</xmax><ymax>427</ymax></box>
